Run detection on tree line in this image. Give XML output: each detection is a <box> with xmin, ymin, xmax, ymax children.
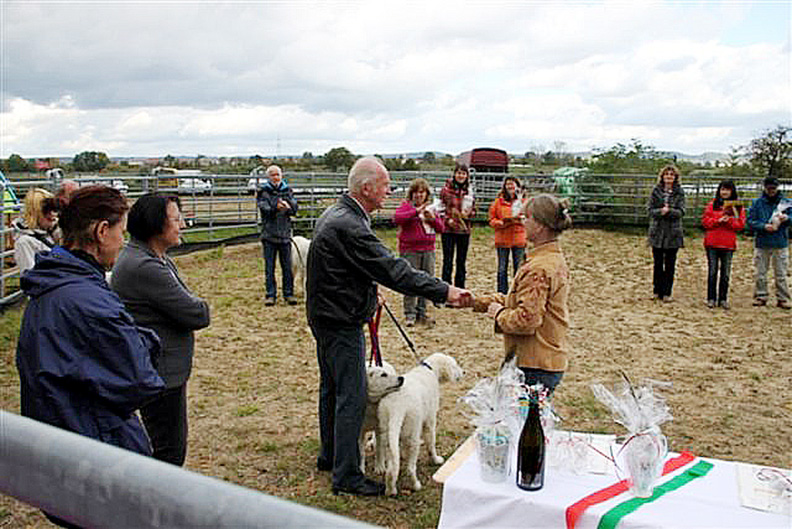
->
<box><xmin>2</xmin><ymin>125</ymin><xmax>789</xmax><ymax>179</ymax></box>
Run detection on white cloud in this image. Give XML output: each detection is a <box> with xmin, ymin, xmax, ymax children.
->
<box><xmin>1</xmin><ymin>1</ymin><xmax>789</xmax><ymax>157</ymax></box>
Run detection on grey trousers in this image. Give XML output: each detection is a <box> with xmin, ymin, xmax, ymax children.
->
<box><xmin>402</xmin><ymin>250</ymin><xmax>436</xmax><ymax>318</ymax></box>
<box><xmin>754</xmin><ymin>246</ymin><xmax>790</xmax><ymax>302</ymax></box>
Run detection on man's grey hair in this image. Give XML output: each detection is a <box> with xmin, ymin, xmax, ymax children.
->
<box><xmin>266</xmin><ymin>164</ymin><xmax>282</xmax><ymax>176</ymax></box>
<box><xmin>348</xmin><ymin>157</ymin><xmax>385</xmax><ymax>194</ymax></box>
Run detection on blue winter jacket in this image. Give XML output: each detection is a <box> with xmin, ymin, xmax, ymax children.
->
<box><xmin>257</xmin><ymin>180</ymin><xmax>298</xmax><ymax>244</ymax></box>
<box><xmin>16</xmin><ymin>246</ymin><xmax>165</xmax><ymax>455</ymax></box>
<box><xmin>747</xmin><ymin>192</ymin><xmax>790</xmax><ymax>249</ymax></box>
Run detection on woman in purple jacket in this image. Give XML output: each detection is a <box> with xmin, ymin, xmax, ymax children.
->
<box><xmin>393</xmin><ymin>178</ymin><xmax>444</xmax><ymax>326</ymax></box>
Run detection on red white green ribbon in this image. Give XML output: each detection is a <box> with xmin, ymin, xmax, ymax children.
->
<box><xmin>597</xmin><ymin>460</ymin><xmax>714</xmax><ymax>529</ymax></box>
<box><xmin>565</xmin><ymin>451</ymin><xmax>696</xmax><ymax>529</ymax></box>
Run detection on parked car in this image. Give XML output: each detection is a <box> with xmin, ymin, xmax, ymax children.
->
<box><xmin>111</xmin><ymin>179</ymin><xmax>129</xmax><ymax>194</ymax></box>
<box><xmin>247</xmin><ymin>166</ymin><xmax>267</xmax><ymax>194</ymax></box>
<box><xmin>178</xmin><ymin>178</ymin><xmax>213</xmax><ymax>194</ymax></box>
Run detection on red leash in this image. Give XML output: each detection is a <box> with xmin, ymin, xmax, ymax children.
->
<box><xmin>368</xmin><ymin>304</ymin><xmax>383</xmax><ymax>367</ymax></box>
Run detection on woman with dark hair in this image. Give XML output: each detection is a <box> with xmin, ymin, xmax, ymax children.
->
<box><xmin>473</xmin><ymin>194</ymin><xmax>573</xmax><ymax>394</ymax></box>
<box><xmin>647</xmin><ymin>164</ymin><xmax>686</xmax><ymax>302</ymax></box>
<box><xmin>393</xmin><ymin>177</ymin><xmax>444</xmax><ymax>326</ymax></box>
<box><xmin>701</xmin><ymin>180</ymin><xmax>746</xmax><ymax>309</ymax></box>
<box><xmin>440</xmin><ymin>163</ymin><xmax>476</xmax><ymax>288</ymax></box>
<box><xmin>111</xmin><ymin>193</ymin><xmax>210</xmax><ymax>466</ymax></box>
<box><xmin>16</xmin><ymin>185</ymin><xmax>165</xmax><ymax>455</ymax></box>
<box><xmin>489</xmin><ymin>176</ymin><xmax>526</xmax><ymax>294</ymax></box>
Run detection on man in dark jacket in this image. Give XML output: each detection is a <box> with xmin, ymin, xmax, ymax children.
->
<box><xmin>747</xmin><ymin>175</ymin><xmax>790</xmax><ymax>309</ymax></box>
<box><xmin>306</xmin><ymin>157</ymin><xmax>472</xmax><ymax>496</ymax></box>
<box><xmin>257</xmin><ymin>164</ymin><xmax>298</xmax><ymax>306</ymax></box>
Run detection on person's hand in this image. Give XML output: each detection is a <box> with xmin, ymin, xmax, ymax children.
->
<box><xmin>779</xmin><ymin>213</ymin><xmax>789</xmax><ymax>223</ymax></box>
<box><xmin>486</xmin><ymin>301</ymin><xmax>504</xmax><ymax>319</ymax></box>
<box><xmin>377</xmin><ymin>292</ymin><xmax>386</xmax><ymax>307</ymax></box>
<box><xmin>423</xmin><ymin>208</ymin><xmax>435</xmax><ymax>221</ymax></box>
<box><xmin>277</xmin><ymin>199</ymin><xmax>290</xmax><ymax>211</ymax></box>
<box><xmin>446</xmin><ymin>286</ymin><xmax>473</xmax><ymax>308</ymax></box>
<box><xmin>719</xmin><ymin>215</ymin><xmax>730</xmax><ymax>223</ymax></box>
<box><xmin>766</xmin><ymin>223</ymin><xmax>778</xmax><ymax>232</ymax></box>
<box><xmin>661</xmin><ymin>205</ymin><xmax>670</xmax><ymax>215</ymax></box>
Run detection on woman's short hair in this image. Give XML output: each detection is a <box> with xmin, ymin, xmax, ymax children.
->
<box><xmin>525</xmin><ymin>194</ymin><xmax>572</xmax><ymax>234</ymax></box>
<box><xmin>127</xmin><ymin>193</ymin><xmax>182</xmax><ymax>242</ymax></box>
<box><xmin>657</xmin><ymin>164</ymin><xmax>681</xmax><ymax>186</ymax></box>
<box><xmin>22</xmin><ymin>188</ymin><xmax>53</xmax><ymax>230</ymax></box>
<box><xmin>59</xmin><ymin>185</ymin><xmax>129</xmax><ymax>248</ymax></box>
<box><xmin>407</xmin><ymin>178</ymin><xmax>432</xmax><ymax>202</ymax></box>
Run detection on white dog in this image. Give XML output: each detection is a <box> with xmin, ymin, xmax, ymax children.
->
<box><xmin>290</xmin><ymin>236</ymin><xmax>311</xmax><ymax>291</ymax></box>
<box><xmin>360</xmin><ymin>361</ymin><xmax>403</xmax><ymax>474</ymax></box>
<box><xmin>375</xmin><ymin>353</ymin><xmax>463</xmax><ymax>495</ymax></box>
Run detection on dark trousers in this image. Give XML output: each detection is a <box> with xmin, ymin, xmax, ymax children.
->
<box><xmin>262</xmin><ymin>240</ymin><xmax>294</xmax><ymax>300</ymax></box>
<box><xmin>140</xmin><ymin>384</ymin><xmax>188</xmax><ymax>466</ymax></box>
<box><xmin>652</xmin><ymin>247</ymin><xmax>679</xmax><ymax>298</ymax></box>
<box><xmin>496</xmin><ymin>246</ymin><xmax>525</xmax><ymax>294</ymax></box>
<box><xmin>441</xmin><ymin>233</ymin><xmax>470</xmax><ymax>288</ymax></box>
<box><xmin>706</xmin><ymin>248</ymin><xmax>734</xmax><ymax>302</ymax></box>
<box><xmin>310</xmin><ymin>324</ymin><xmax>368</xmax><ymax>489</ymax></box>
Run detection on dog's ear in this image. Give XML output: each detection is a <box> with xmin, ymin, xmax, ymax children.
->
<box><xmin>501</xmin><ymin>350</ymin><xmax>516</xmax><ymax>369</ymax></box>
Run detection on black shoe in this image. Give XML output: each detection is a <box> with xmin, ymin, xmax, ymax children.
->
<box><xmin>332</xmin><ymin>478</ymin><xmax>385</xmax><ymax>496</ymax></box>
<box><xmin>285</xmin><ymin>297</ymin><xmax>298</xmax><ymax>306</ymax></box>
<box><xmin>317</xmin><ymin>458</ymin><xmax>332</xmax><ymax>472</ymax></box>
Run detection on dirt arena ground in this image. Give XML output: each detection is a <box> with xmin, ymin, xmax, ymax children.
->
<box><xmin>1</xmin><ymin>226</ymin><xmax>790</xmax><ymax>528</ymax></box>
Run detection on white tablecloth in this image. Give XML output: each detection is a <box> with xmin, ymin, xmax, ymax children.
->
<box><xmin>438</xmin><ymin>444</ymin><xmax>791</xmax><ymax>529</ymax></box>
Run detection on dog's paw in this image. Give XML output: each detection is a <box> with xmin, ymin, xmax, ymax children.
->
<box><xmin>374</xmin><ymin>463</ymin><xmax>386</xmax><ymax>475</ymax></box>
<box><xmin>409</xmin><ymin>478</ymin><xmax>422</xmax><ymax>491</ymax></box>
<box><xmin>432</xmin><ymin>455</ymin><xmax>445</xmax><ymax>465</ymax></box>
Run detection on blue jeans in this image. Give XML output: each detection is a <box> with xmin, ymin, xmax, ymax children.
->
<box><xmin>310</xmin><ymin>324</ymin><xmax>368</xmax><ymax>489</ymax></box>
<box><xmin>706</xmin><ymin>248</ymin><xmax>733</xmax><ymax>303</ymax></box>
<box><xmin>262</xmin><ymin>240</ymin><xmax>294</xmax><ymax>300</ymax></box>
<box><xmin>496</xmin><ymin>246</ymin><xmax>525</xmax><ymax>294</ymax></box>
<box><xmin>520</xmin><ymin>368</ymin><xmax>564</xmax><ymax>395</ymax></box>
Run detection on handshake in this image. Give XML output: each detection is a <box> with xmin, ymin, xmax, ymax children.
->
<box><xmin>446</xmin><ymin>286</ymin><xmax>474</xmax><ymax>308</ymax></box>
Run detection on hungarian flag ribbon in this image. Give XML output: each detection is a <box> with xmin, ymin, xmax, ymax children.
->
<box><xmin>597</xmin><ymin>460</ymin><xmax>714</xmax><ymax>529</ymax></box>
<box><xmin>565</xmin><ymin>451</ymin><xmax>696</xmax><ymax>529</ymax></box>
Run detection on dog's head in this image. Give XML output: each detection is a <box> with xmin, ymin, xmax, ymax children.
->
<box><xmin>367</xmin><ymin>363</ymin><xmax>404</xmax><ymax>403</ymax></box>
<box><xmin>422</xmin><ymin>353</ymin><xmax>463</xmax><ymax>383</ymax></box>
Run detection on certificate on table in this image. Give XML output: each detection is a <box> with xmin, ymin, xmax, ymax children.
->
<box><xmin>437</xmin><ymin>435</ymin><xmax>791</xmax><ymax>529</ymax></box>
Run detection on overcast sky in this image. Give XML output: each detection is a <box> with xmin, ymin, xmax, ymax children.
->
<box><xmin>1</xmin><ymin>1</ymin><xmax>790</xmax><ymax>159</ymax></box>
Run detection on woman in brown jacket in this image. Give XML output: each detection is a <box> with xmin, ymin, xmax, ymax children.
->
<box><xmin>474</xmin><ymin>194</ymin><xmax>572</xmax><ymax>393</ymax></box>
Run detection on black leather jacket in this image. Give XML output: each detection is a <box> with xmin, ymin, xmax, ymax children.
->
<box><xmin>307</xmin><ymin>194</ymin><xmax>448</xmax><ymax>328</ymax></box>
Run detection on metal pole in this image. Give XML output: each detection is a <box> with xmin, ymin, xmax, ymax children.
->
<box><xmin>0</xmin><ymin>411</ymin><xmax>380</xmax><ymax>529</ymax></box>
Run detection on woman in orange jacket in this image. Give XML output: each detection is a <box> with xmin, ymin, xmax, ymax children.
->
<box><xmin>489</xmin><ymin>176</ymin><xmax>526</xmax><ymax>293</ymax></box>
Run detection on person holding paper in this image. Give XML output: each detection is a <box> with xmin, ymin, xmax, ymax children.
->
<box><xmin>489</xmin><ymin>176</ymin><xmax>527</xmax><ymax>294</ymax></box>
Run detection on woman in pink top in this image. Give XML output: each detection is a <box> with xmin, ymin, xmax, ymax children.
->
<box><xmin>393</xmin><ymin>178</ymin><xmax>444</xmax><ymax>326</ymax></box>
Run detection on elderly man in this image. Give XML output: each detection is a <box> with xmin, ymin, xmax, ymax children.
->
<box><xmin>747</xmin><ymin>175</ymin><xmax>791</xmax><ymax>309</ymax></box>
<box><xmin>257</xmin><ymin>165</ymin><xmax>298</xmax><ymax>306</ymax></box>
<box><xmin>307</xmin><ymin>157</ymin><xmax>471</xmax><ymax>496</ymax></box>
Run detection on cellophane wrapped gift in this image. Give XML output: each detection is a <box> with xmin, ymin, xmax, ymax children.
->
<box><xmin>460</xmin><ymin>361</ymin><xmax>524</xmax><ymax>483</ymax></box>
<box><xmin>591</xmin><ymin>375</ymin><xmax>673</xmax><ymax>498</ymax></box>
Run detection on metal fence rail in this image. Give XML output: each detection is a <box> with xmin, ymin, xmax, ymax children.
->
<box><xmin>0</xmin><ymin>170</ymin><xmax>774</xmax><ymax>306</ymax></box>
<box><xmin>0</xmin><ymin>410</ymin><xmax>380</xmax><ymax>529</ymax></box>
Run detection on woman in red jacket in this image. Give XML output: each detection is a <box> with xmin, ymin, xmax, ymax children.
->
<box><xmin>701</xmin><ymin>180</ymin><xmax>746</xmax><ymax>309</ymax></box>
<box><xmin>489</xmin><ymin>176</ymin><xmax>526</xmax><ymax>293</ymax></box>
<box><xmin>393</xmin><ymin>178</ymin><xmax>445</xmax><ymax>326</ymax></box>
